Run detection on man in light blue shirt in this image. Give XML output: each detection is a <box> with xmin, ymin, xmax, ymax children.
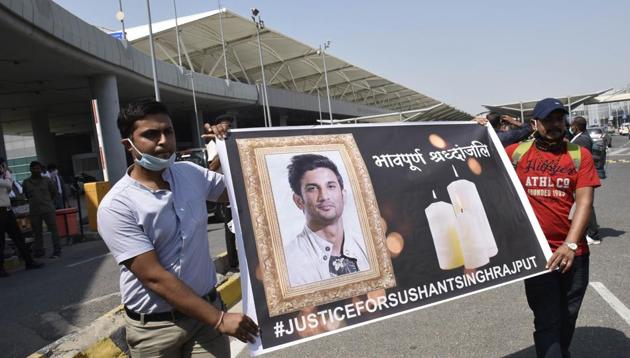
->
<box><xmin>97</xmin><ymin>99</ymin><xmax>257</xmax><ymax>357</ymax></box>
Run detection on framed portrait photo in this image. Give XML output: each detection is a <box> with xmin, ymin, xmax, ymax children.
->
<box><xmin>236</xmin><ymin>133</ymin><xmax>396</xmax><ymax>316</ymax></box>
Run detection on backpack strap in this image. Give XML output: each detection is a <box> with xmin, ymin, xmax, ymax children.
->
<box><xmin>511</xmin><ymin>140</ymin><xmax>534</xmax><ymax>168</ymax></box>
<box><xmin>566</xmin><ymin>143</ymin><xmax>581</xmax><ymax>171</ymax></box>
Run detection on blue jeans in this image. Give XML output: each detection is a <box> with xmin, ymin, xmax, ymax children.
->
<box><xmin>525</xmin><ymin>255</ymin><xmax>589</xmax><ymax>358</ymax></box>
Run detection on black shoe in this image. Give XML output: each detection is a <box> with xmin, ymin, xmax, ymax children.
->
<box><xmin>0</xmin><ymin>270</ymin><xmax>9</xmax><ymax>278</ymax></box>
<box><xmin>25</xmin><ymin>262</ymin><xmax>44</xmax><ymax>270</ymax></box>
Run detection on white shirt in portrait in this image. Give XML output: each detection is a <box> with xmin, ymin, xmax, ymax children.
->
<box><xmin>284</xmin><ymin>225</ymin><xmax>369</xmax><ymax>287</ymax></box>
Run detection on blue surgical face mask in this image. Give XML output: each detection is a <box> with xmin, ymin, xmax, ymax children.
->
<box><xmin>125</xmin><ymin>138</ymin><xmax>175</xmax><ymax>171</ymax></box>
<box><xmin>568</xmin><ymin>127</ymin><xmax>574</xmax><ymax>135</ymax></box>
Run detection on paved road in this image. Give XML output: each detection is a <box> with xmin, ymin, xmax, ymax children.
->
<box><xmin>235</xmin><ymin>135</ymin><xmax>630</xmax><ymax>357</ymax></box>
<box><xmin>607</xmin><ymin>133</ymin><xmax>630</xmax><ymax>160</ymax></box>
<box><xmin>0</xmin><ymin>218</ymin><xmax>227</xmax><ymax>358</ymax></box>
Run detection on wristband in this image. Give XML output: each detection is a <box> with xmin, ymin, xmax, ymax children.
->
<box><xmin>214</xmin><ymin>311</ymin><xmax>225</xmax><ymax>330</ymax></box>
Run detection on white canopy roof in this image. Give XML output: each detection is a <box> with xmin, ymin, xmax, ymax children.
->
<box><xmin>316</xmin><ymin>103</ymin><xmax>473</xmax><ymax>124</ymax></box>
<box><xmin>483</xmin><ymin>89</ymin><xmax>610</xmax><ymax>119</ymax></box>
<box><xmin>124</xmin><ymin>9</ymin><xmax>471</xmax><ymax>120</ymax></box>
<box><xmin>588</xmin><ymin>88</ymin><xmax>630</xmax><ymax>104</ymax></box>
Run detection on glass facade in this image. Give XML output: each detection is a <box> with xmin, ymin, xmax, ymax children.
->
<box><xmin>3</xmin><ymin>134</ymin><xmax>37</xmax><ymax>182</ymax></box>
<box><xmin>7</xmin><ymin>156</ymin><xmax>38</xmax><ymax>182</ymax></box>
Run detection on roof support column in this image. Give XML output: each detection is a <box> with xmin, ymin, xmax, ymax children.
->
<box><xmin>89</xmin><ymin>75</ymin><xmax>127</xmax><ymax>184</ymax></box>
<box><xmin>190</xmin><ymin>109</ymin><xmax>204</xmax><ymax>148</ymax></box>
<box><xmin>0</xmin><ymin>118</ymin><xmax>6</xmax><ymax>161</ymax></box>
<box><xmin>226</xmin><ymin>110</ymin><xmax>239</xmax><ymax>129</ymax></box>
<box><xmin>30</xmin><ymin>110</ymin><xmax>57</xmax><ymax>166</ymax></box>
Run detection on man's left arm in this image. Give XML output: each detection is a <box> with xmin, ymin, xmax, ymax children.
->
<box><xmin>547</xmin><ymin>187</ymin><xmax>593</xmax><ymax>273</ymax></box>
<box><xmin>500</xmin><ymin>115</ymin><xmax>523</xmax><ymax>127</ymax></box>
<box><xmin>22</xmin><ymin>180</ymin><xmax>31</xmax><ymax>199</ymax></box>
<box><xmin>498</xmin><ymin>125</ymin><xmax>533</xmax><ymax>147</ymax></box>
<box><xmin>547</xmin><ymin>148</ymin><xmax>600</xmax><ymax>273</ymax></box>
<box><xmin>48</xmin><ymin>178</ymin><xmax>58</xmax><ymax>200</ymax></box>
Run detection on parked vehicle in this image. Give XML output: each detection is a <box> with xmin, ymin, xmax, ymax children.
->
<box><xmin>620</xmin><ymin>123</ymin><xmax>630</xmax><ymax>136</ymax></box>
<box><xmin>588</xmin><ymin>127</ymin><xmax>612</xmax><ymax>148</ymax></box>
<box><xmin>176</xmin><ymin>148</ymin><xmax>208</xmax><ymax>168</ymax></box>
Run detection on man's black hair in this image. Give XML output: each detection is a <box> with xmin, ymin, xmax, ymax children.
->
<box><xmin>117</xmin><ymin>99</ymin><xmax>171</xmax><ymax>138</ymax></box>
<box><xmin>213</xmin><ymin>113</ymin><xmax>235</xmax><ymax>125</ymax></box>
<box><xmin>30</xmin><ymin>161</ymin><xmax>43</xmax><ymax>169</ymax></box>
<box><xmin>572</xmin><ymin>116</ymin><xmax>587</xmax><ymax>132</ymax></box>
<box><xmin>287</xmin><ymin>154</ymin><xmax>344</xmax><ymax>196</ymax></box>
<box><xmin>47</xmin><ymin>163</ymin><xmax>58</xmax><ymax>171</ymax></box>
<box><xmin>486</xmin><ymin>112</ymin><xmax>502</xmax><ymax>129</ymax></box>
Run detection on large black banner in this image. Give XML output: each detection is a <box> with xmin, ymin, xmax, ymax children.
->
<box><xmin>217</xmin><ymin>122</ymin><xmax>551</xmax><ymax>355</ymax></box>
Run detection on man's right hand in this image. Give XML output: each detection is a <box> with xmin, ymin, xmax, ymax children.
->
<box><xmin>473</xmin><ymin>116</ymin><xmax>488</xmax><ymax>126</ymax></box>
<box><xmin>208</xmin><ymin>156</ymin><xmax>221</xmax><ymax>172</ymax></box>
<box><xmin>217</xmin><ymin>312</ymin><xmax>259</xmax><ymax>343</ymax></box>
<box><xmin>500</xmin><ymin>115</ymin><xmax>522</xmax><ymax>127</ymax></box>
<box><xmin>202</xmin><ymin>121</ymin><xmax>230</xmax><ymax>142</ymax></box>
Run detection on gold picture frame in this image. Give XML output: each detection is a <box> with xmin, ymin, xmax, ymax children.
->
<box><xmin>236</xmin><ymin>134</ymin><xmax>396</xmax><ymax>317</ymax></box>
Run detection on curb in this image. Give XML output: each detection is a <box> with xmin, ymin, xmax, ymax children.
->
<box><xmin>27</xmin><ymin>305</ymin><xmax>126</xmax><ymax>358</ymax></box>
<box><xmin>218</xmin><ymin>273</ymin><xmax>242</xmax><ymax>310</ymax></box>
<box><xmin>28</xmin><ymin>255</ymin><xmax>243</xmax><ymax>357</ymax></box>
<box><xmin>3</xmin><ymin>255</ymin><xmax>21</xmax><ymax>271</ymax></box>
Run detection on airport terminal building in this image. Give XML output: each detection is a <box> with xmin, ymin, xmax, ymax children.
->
<box><xmin>0</xmin><ymin>1</ymin><xmax>471</xmax><ymax>184</ymax></box>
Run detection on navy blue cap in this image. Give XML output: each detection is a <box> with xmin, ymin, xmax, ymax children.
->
<box><xmin>532</xmin><ymin>98</ymin><xmax>568</xmax><ymax>120</ymax></box>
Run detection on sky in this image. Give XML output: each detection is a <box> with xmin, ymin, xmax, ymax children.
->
<box><xmin>52</xmin><ymin>0</ymin><xmax>630</xmax><ymax>115</ymax></box>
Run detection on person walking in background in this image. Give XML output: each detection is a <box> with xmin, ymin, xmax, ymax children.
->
<box><xmin>569</xmin><ymin>117</ymin><xmax>593</xmax><ymax>150</ymax></box>
<box><xmin>0</xmin><ymin>159</ymin><xmax>43</xmax><ymax>277</ymax></box>
<box><xmin>22</xmin><ymin>161</ymin><xmax>61</xmax><ymax>258</ymax></box>
<box><xmin>569</xmin><ymin>117</ymin><xmax>602</xmax><ymax>245</ymax></box>
<box><xmin>47</xmin><ymin>163</ymin><xmax>65</xmax><ymax>209</ymax></box>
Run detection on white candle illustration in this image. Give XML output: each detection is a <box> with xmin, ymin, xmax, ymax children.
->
<box><xmin>447</xmin><ymin>166</ymin><xmax>498</xmax><ymax>269</ymax></box>
<box><xmin>425</xmin><ymin>190</ymin><xmax>464</xmax><ymax>270</ymax></box>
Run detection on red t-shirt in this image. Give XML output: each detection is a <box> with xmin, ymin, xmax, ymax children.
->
<box><xmin>505</xmin><ymin>143</ymin><xmax>601</xmax><ymax>256</ymax></box>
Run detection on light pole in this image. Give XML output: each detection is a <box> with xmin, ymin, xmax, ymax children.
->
<box><xmin>171</xmin><ymin>0</ymin><xmax>200</xmax><ymax>142</ymax></box>
<box><xmin>187</xmin><ymin>69</ymin><xmax>201</xmax><ymax>146</ymax></box>
<box><xmin>218</xmin><ymin>0</ymin><xmax>230</xmax><ymax>85</ymax></box>
<box><xmin>116</xmin><ymin>0</ymin><xmax>126</xmax><ymax>40</ymax></box>
<box><xmin>145</xmin><ymin>0</ymin><xmax>160</xmax><ymax>101</ymax></box>
<box><xmin>252</xmin><ymin>8</ymin><xmax>272</xmax><ymax>127</ymax></box>
<box><xmin>172</xmin><ymin>0</ymin><xmax>182</xmax><ymax>68</ymax></box>
<box><xmin>317</xmin><ymin>88</ymin><xmax>323</xmax><ymax>125</ymax></box>
<box><xmin>319</xmin><ymin>41</ymin><xmax>333</xmax><ymax>124</ymax></box>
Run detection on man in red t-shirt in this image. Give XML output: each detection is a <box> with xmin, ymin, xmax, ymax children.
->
<box><xmin>506</xmin><ymin>98</ymin><xmax>600</xmax><ymax>358</ymax></box>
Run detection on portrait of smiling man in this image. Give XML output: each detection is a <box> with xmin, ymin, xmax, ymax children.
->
<box><xmin>284</xmin><ymin>153</ymin><xmax>370</xmax><ymax>287</ymax></box>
